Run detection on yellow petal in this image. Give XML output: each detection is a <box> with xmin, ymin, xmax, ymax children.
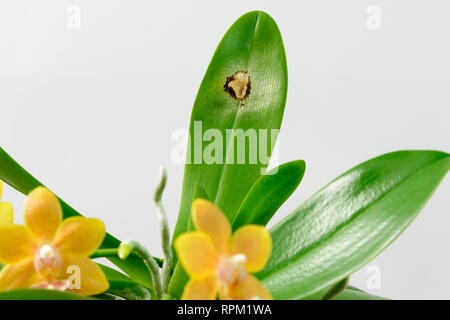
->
<box><xmin>0</xmin><ymin>225</ymin><xmax>36</xmax><ymax>264</ymax></box>
<box><xmin>53</xmin><ymin>217</ymin><xmax>105</xmax><ymax>256</ymax></box>
<box><xmin>191</xmin><ymin>199</ymin><xmax>231</xmax><ymax>254</ymax></box>
<box><xmin>0</xmin><ymin>202</ymin><xmax>13</xmax><ymax>226</ymax></box>
<box><xmin>230</xmin><ymin>225</ymin><xmax>272</xmax><ymax>273</ymax></box>
<box><xmin>181</xmin><ymin>276</ymin><xmax>218</xmax><ymax>300</ymax></box>
<box><xmin>24</xmin><ymin>187</ymin><xmax>62</xmax><ymax>243</ymax></box>
<box><xmin>230</xmin><ymin>274</ymin><xmax>272</xmax><ymax>300</ymax></box>
<box><xmin>59</xmin><ymin>255</ymin><xmax>109</xmax><ymax>295</ymax></box>
<box><xmin>175</xmin><ymin>231</ymin><xmax>218</xmax><ymax>280</ymax></box>
<box><xmin>0</xmin><ymin>258</ymin><xmax>39</xmax><ymax>291</ymax></box>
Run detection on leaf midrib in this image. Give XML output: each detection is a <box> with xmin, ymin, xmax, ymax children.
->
<box><xmin>212</xmin><ymin>12</ymin><xmax>261</xmax><ymax>206</ymax></box>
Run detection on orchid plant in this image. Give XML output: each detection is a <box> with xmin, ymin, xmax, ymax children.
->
<box><xmin>0</xmin><ymin>11</ymin><xmax>448</xmax><ymax>300</ymax></box>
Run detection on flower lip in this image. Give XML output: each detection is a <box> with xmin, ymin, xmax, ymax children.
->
<box><xmin>33</xmin><ymin>244</ymin><xmax>62</xmax><ymax>281</ymax></box>
<box><xmin>32</xmin><ymin>280</ymin><xmax>68</xmax><ymax>291</ymax></box>
<box><xmin>217</xmin><ymin>253</ymin><xmax>247</xmax><ymax>285</ymax></box>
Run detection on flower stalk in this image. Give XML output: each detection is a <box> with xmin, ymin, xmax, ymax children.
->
<box><xmin>153</xmin><ymin>166</ymin><xmax>173</xmax><ymax>294</ymax></box>
<box><xmin>91</xmin><ymin>248</ymin><xmax>163</xmax><ymax>266</ymax></box>
<box><xmin>118</xmin><ymin>240</ymin><xmax>163</xmax><ymax>299</ymax></box>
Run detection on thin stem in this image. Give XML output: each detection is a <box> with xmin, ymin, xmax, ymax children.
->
<box><xmin>154</xmin><ymin>166</ymin><xmax>173</xmax><ymax>294</ymax></box>
<box><xmin>118</xmin><ymin>240</ymin><xmax>163</xmax><ymax>299</ymax></box>
<box><xmin>91</xmin><ymin>248</ymin><xmax>164</xmax><ymax>267</ymax></box>
<box><xmin>91</xmin><ymin>248</ymin><xmax>134</xmax><ymax>259</ymax></box>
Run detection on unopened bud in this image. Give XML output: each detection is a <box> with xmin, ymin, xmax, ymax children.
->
<box><xmin>118</xmin><ymin>241</ymin><xmax>133</xmax><ymax>260</ymax></box>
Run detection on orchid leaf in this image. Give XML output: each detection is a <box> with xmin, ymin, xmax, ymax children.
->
<box><xmin>322</xmin><ymin>277</ymin><xmax>349</xmax><ymax>300</ymax></box>
<box><xmin>258</xmin><ymin>150</ymin><xmax>450</xmax><ymax>299</ymax></box>
<box><xmin>172</xmin><ymin>11</ymin><xmax>288</xmax><ymax>246</ymax></box>
<box><xmin>232</xmin><ymin>160</ymin><xmax>305</xmax><ymax>230</ymax></box>
<box><xmin>98</xmin><ymin>264</ymin><xmax>131</xmax><ymax>282</ymax></box>
<box><xmin>301</xmin><ymin>278</ymin><xmax>348</xmax><ymax>300</ymax></box>
<box><xmin>97</xmin><ymin>280</ymin><xmax>152</xmax><ymax>300</ymax></box>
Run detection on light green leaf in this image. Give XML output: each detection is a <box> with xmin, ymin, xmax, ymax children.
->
<box><xmin>172</xmin><ymin>11</ymin><xmax>288</xmax><ymax>245</ymax></box>
<box><xmin>0</xmin><ymin>147</ymin><xmax>152</xmax><ymax>288</ymax></box>
<box><xmin>258</xmin><ymin>150</ymin><xmax>449</xmax><ymax>299</ymax></box>
<box><xmin>232</xmin><ymin>160</ymin><xmax>305</xmax><ymax>230</ymax></box>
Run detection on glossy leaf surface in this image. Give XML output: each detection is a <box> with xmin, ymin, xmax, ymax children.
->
<box><xmin>232</xmin><ymin>160</ymin><xmax>305</xmax><ymax>230</ymax></box>
<box><xmin>259</xmin><ymin>150</ymin><xmax>449</xmax><ymax>299</ymax></box>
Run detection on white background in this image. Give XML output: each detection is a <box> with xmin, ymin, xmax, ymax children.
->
<box><xmin>0</xmin><ymin>1</ymin><xmax>449</xmax><ymax>299</ymax></box>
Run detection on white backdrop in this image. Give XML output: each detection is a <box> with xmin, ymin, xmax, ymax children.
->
<box><xmin>1</xmin><ymin>1</ymin><xmax>449</xmax><ymax>299</ymax></box>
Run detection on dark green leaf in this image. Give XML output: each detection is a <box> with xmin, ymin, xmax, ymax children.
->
<box><xmin>232</xmin><ymin>160</ymin><xmax>305</xmax><ymax>230</ymax></box>
<box><xmin>258</xmin><ymin>150</ymin><xmax>450</xmax><ymax>299</ymax></box>
<box><xmin>322</xmin><ymin>277</ymin><xmax>348</xmax><ymax>300</ymax></box>
<box><xmin>300</xmin><ymin>278</ymin><xmax>348</xmax><ymax>300</ymax></box>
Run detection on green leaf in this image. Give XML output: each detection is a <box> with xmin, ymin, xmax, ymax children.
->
<box><xmin>0</xmin><ymin>289</ymin><xmax>92</xmax><ymax>300</ymax></box>
<box><xmin>167</xmin><ymin>263</ymin><xmax>189</xmax><ymax>299</ymax></box>
<box><xmin>258</xmin><ymin>150</ymin><xmax>450</xmax><ymax>299</ymax></box>
<box><xmin>172</xmin><ymin>11</ymin><xmax>288</xmax><ymax>244</ymax></box>
<box><xmin>96</xmin><ymin>280</ymin><xmax>152</xmax><ymax>300</ymax></box>
<box><xmin>300</xmin><ymin>278</ymin><xmax>348</xmax><ymax>300</ymax></box>
<box><xmin>96</xmin><ymin>265</ymin><xmax>153</xmax><ymax>299</ymax></box>
<box><xmin>232</xmin><ymin>160</ymin><xmax>305</xmax><ymax>230</ymax></box>
<box><xmin>0</xmin><ymin>147</ymin><xmax>152</xmax><ymax>288</ymax></box>
<box><xmin>98</xmin><ymin>264</ymin><xmax>131</xmax><ymax>281</ymax></box>
<box><xmin>322</xmin><ymin>277</ymin><xmax>348</xmax><ymax>300</ymax></box>
<box><xmin>333</xmin><ymin>286</ymin><xmax>387</xmax><ymax>300</ymax></box>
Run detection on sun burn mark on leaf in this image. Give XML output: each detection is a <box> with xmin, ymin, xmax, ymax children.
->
<box><xmin>224</xmin><ymin>71</ymin><xmax>251</xmax><ymax>103</ymax></box>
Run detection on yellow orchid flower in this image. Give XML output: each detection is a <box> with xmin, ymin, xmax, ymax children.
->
<box><xmin>0</xmin><ymin>186</ymin><xmax>109</xmax><ymax>295</ymax></box>
<box><xmin>0</xmin><ymin>181</ymin><xmax>13</xmax><ymax>226</ymax></box>
<box><xmin>175</xmin><ymin>199</ymin><xmax>273</xmax><ymax>300</ymax></box>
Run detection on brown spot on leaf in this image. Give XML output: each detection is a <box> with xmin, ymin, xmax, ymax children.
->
<box><xmin>224</xmin><ymin>71</ymin><xmax>251</xmax><ymax>101</ymax></box>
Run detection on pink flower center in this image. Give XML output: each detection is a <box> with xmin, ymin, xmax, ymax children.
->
<box><xmin>217</xmin><ymin>253</ymin><xmax>247</xmax><ymax>285</ymax></box>
<box><xmin>33</xmin><ymin>244</ymin><xmax>62</xmax><ymax>282</ymax></box>
<box><xmin>217</xmin><ymin>254</ymin><xmax>248</xmax><ymax>299</ymax></box>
